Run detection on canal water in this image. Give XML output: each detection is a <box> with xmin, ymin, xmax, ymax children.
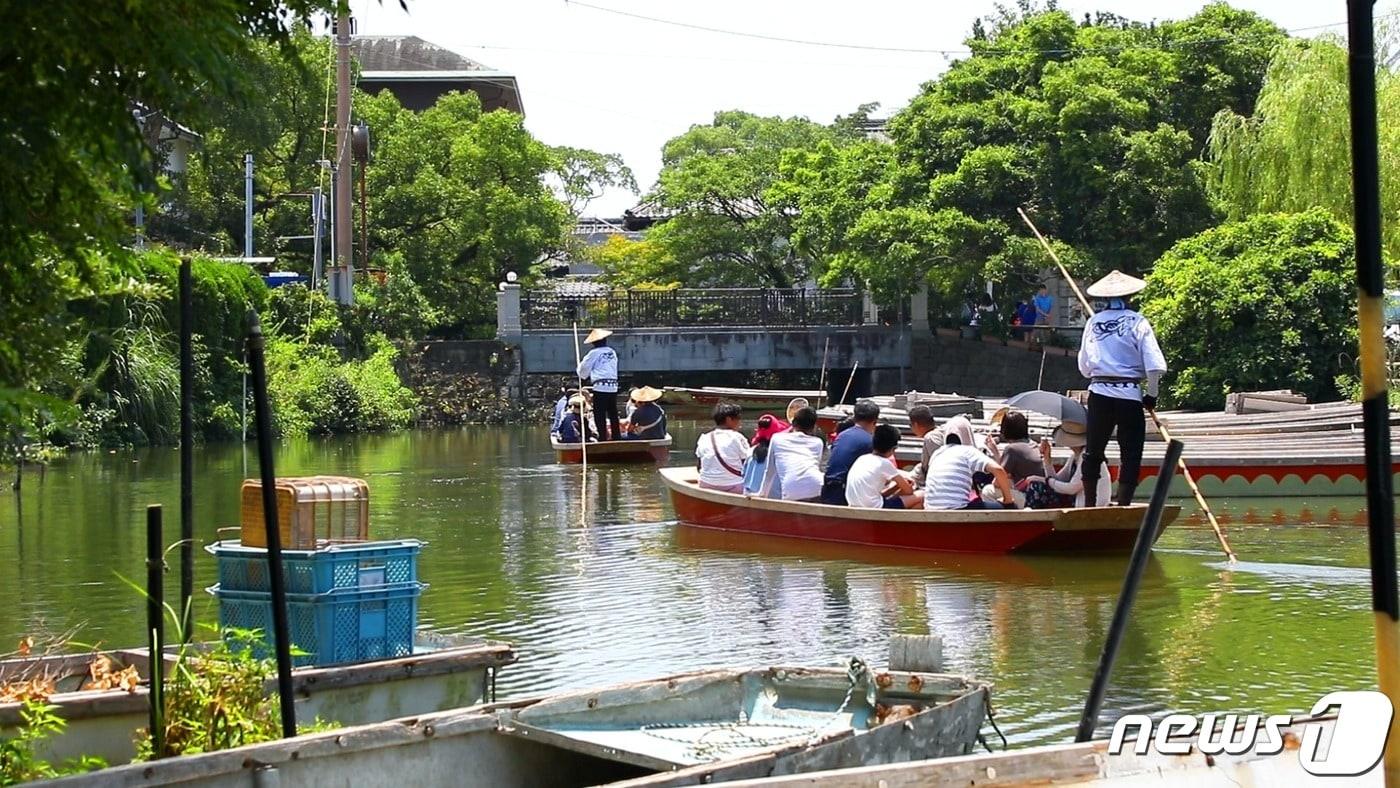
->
<box><xmin>0</xmin><ymin>424</ymin><xmax>1382</xmax><ymax>745</ymax></box>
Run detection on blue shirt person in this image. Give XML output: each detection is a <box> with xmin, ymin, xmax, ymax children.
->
<box><xmin>819</xmin><ymin>401</ymin><xmax>881</xmax><ymax>505</ymax></box>
<box><xmin>1034</xmin><ymin>285</ymin><xmax>1054</xmax><ymax>325</ymax></box>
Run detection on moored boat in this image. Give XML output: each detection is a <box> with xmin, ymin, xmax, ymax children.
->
<box><xmin>664</xmin><ymin>387</ymin><xmax>826</xmax><ymax>416</ymax></box>
<box><xmin>45</xmin><ymin>663</ymin><xmax>990</xmax><ymax>787</ymax></box>
<box><xmin>553</xmin><ymin>434</ymin><xmax>673</xmax><ymax>464</ymax></box>
<box><xmin>711</xmin><ymin>714</ymin><xmax>1364</xmax><ymax>786</ymax></box>
<box><xmin>659</xmin><ymin>467</ymin><xmax>1177</xmax><ymax>554</ymax></box>
<box><xmin>0</xmin><ymin>634</ymin><xmax>515</xmax><ymax>766</ymax></box>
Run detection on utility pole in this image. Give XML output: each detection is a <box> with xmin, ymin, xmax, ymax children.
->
<box><xmin>244</xmin><ymin>153</ymin><xmax>254</xmax><ymax>258</ymax></box>
<box><xmin>331</xmin><ymin>10</ymin><xmax>354</xmax><ymax>305</ymax></box>
<box><xmin>311</xmin><ymin>185</ymin><xmax>324</xmax><ymax>288</ymax></box>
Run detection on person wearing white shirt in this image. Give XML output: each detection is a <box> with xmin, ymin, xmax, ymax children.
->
<box><xmin>1076</xmin><ymin>270</ymin><xmax>1168</xmax><ymax>506</ymax></box>
<box><xmin>759</xmin><ymin>407</ymin><xmax>825</xmax><ymax>502</ymax></box>
<box><xmin>1025</xmin><ymin>423</ymin><xmax>1110</xmax><ymax>508</ymax></box>
<box><xmin>846</xmin><ymin>424</ymin><xmax>923</xmax><ymax>509</ymax></box>
<box><xmin>696</xmin><ymin>403</ymin><xmax>751</xmax><ymax>493</ymax></box>
<box><xmin>577</xmin><ymin>328</ymin><xmax>621</xmax><ymax>440</ymax></box>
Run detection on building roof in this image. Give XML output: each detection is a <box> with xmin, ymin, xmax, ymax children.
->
<box><xmin>352</xmin><ymin>35</ymin><xmax>494</xmax><ymax>73</ymax></box>
<box><xmin>352</xmin><ymin>36</ymin><xmax>524</xmax><ymax>115</ymax></box>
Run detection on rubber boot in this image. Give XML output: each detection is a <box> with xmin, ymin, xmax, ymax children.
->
<box><xmin>1114</xmin><ymin>482</ymin><xmax>1138</xmax><ymax>507</ymax></box>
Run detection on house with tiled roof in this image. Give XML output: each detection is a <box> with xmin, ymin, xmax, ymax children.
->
<box><xmin>351</xmin><ymin>36</ymin><xmax>523</xmax><ymax>114</ymax></box>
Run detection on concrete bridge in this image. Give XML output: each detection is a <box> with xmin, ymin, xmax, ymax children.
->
<box><xmin>496</xmin><ymin>285</ymin><xmax>924</xmax><ymax>384</ymax></box>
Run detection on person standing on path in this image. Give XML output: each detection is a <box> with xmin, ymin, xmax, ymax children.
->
<box><xmin>577</xmin><ymin>328</ymin><xmax>622</xmax><ymax>440</ymax></box>
<box><xmin>1034</xmin><ymin>284</ymin><xmax>1054</xmax><ymax>328</ymax></box>
<box><xmin>1077</xmin><ymin>270</ymin><xmax>1168</xmax><ymax>507</ymax></box>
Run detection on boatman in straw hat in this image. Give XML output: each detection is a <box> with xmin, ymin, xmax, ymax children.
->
<box><xmin>578</xmin><ymin>328</ymin><xmax>622</xmax><ymax>440</ymax></box>
<box><xmin>1077</xmin><ymin>270</ymin><xmax>1168</xmax><ymax>507</ymax></box>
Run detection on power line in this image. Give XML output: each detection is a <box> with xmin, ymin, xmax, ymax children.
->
<box><xmin>564</xmin><ymin>1</ymin><xmax>1399</xmax><ymax>57</ymax></box>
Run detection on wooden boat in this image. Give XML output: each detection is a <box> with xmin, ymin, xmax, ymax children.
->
<box><xmin>715</xmin><ymin>715</ymin><xmax>1367</xmax><ymax>786</ymax></box>
<box><xmin>0</xmin><ymin>634</ymin><xmax>514</xmax><ymax>766</ymax></box>
<box><xmin>553</xmin><ymin>434</ymin><xmax>673</xmax><ymax>464</ymax></box>
<box><xmin>659</xmin><ymin>467</ymin><xmax>1178</xmax><ymax>554</ymax></box>
<box><xmin>49</xmin><ymin>664</ymin><xmax>991</xmax><ymax>787</ymax></box>
<box><xmin>664</xmin><ymin>387</ymin><xmax>826</xmax><ymax>415</ymax></box>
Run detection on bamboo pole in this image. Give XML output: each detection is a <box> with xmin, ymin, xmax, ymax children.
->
<box><xmin>840</xmin><ymin>361</ymin><xmax>860</xmax><ymax>405</ymax></box>
<box><xmin>572</xmin><ymin>324</ymin><xmax>589</xmax><ymax>521</ymax></box>
<box><xmin>1017</xmin><ymin>207</ymin><xmax>1237</xmax><ymax>563</ymax></box>
<box><xmin>818</xmin><ymin>337</ymin><xmax>831</xmax><ymax>398</ymax></box>
<box><xmin>1345</xmin><ymin>3</ymin><xmax>1400</xmax><ymax>782</ymax></box>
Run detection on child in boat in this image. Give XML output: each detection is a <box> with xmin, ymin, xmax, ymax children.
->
<box><xmin>847</xmin><ymin>424</ymin><xmax>923</xmax><ymax>510</ymax></box>
<box><xmin>744</xmin><ymin>414</ymin><xmax>786</xmax><ymax>495</ymax></box>
<box><xmin>696</xmin><ymin>403</ymin><xmax>751</xmax><ymax>493</ymax></box>
<box><xmin>758</xmin><ymin>407</ymin><xmax>825</xmax><ymax>502</ymax></box>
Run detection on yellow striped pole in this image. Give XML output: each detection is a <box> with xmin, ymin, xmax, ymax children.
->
<box><xmin>1346</xmin><ymin>1</ymin><xmax>1400</xmax><ymax>782</ymax></box>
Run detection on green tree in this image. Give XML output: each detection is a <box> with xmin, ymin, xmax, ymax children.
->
<box><xmin>1209</xmin><ymin>34</ymin><xmax>1400</xmax><ymax>264</ymax></box>
<box><xmin>358</xmin><ymin>90</ymin><xmax>568</xmax><ymax>334</ymax></box>
<box><xmin>804</xmin><ymin>3</ymin><xmax>1285</xmax><ymax>302</ymax></box>
<box><xmin>645</xmin><ymin>111</ymin><xmax>848</xmax><ymax>288</ymax></box>
<box><xmin>0</xmin><ymin>0</ymin><xmax>341</xmax><ymax>423</ymax></box>
<box><xmin>1141</xmin><ymin>209</ymin><xmax>1356</xmax><ymax>409</ymax></box>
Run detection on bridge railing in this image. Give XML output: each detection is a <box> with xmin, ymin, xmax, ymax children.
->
<box><xmin>520</xmin><ymin>288</ymin><xmax>864</xmax><ymax>329</ymax></box>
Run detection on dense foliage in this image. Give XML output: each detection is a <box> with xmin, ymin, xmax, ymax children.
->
<box><xmin>1209</xmin><ymin>34</ymin><xmax>1400</xmax><ymax>264</ymax></box>
<box><xmin>0</xmin><ymin>0</ymin><xmax>340</xmax><ymax>430</ymax></box>
<box><xmin>1141</xmin><ymin>209</ymin><xmax>1356</xmax><ymax>408</ymax></box>
<box><xmin>622</xmin><ymin>3</ymin><xmax>1286</xmax><ymax>303</ymax></box>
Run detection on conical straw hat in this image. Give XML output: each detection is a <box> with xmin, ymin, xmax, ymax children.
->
<box><xmin>632</xmin><ymin>385</ymin><xmax>664</xmax><ymax>403</ymax></box>
<box><xmin>585</xmin><ymin>328</ymin><xmax>613</xmax><ymax>344</ymax></box>
<box><xmin>1086</xmin><ymin>270</ymin><xmax>1147</xmax><ymax>298</ymax></box>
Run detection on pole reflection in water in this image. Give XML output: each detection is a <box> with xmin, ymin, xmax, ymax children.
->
<box><xmin>0</xmin><ymin>423</ymin><xmax>1386</xmax><ymax>746</ymax></box>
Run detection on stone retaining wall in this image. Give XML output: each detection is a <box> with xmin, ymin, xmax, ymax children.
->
<box><xmin>908</xmin><ymin>330</ymin><xmax>1083</xmax><ymax>396</ymax></box>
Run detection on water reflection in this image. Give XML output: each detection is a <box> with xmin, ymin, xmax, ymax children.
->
<box><xmin>0</xmin><ymin>424</ymin><xmax>1384</xmax><ymax>746</ymax></box>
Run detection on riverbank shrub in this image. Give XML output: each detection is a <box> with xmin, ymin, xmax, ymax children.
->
<box><xmin>265</xmin><ymin>336</ymin><xmax>417</xmax><ymax>438</ymax></box>
<box><xmin>1</xmin><ymin>701</ymin><xmax>106</xmax><ymax>783</ymax></box>
<box><xmin>1141</xmin><ymin>208</ymin><xmax>1355</xmax><ymax>409</ymax></box>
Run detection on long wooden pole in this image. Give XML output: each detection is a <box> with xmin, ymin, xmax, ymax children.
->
<box><xmin>840</xmin><ymin>361</ymin><xmax>860</xmax><ymax>405</ymax></box>
<box><xmin>818</xmin><ymin>337</ymin><xmax>831</xmax><ymax>398</ymax></box>
<box><xmin>572</xmin><ymin>324</ymin><xmax>588</xmax><ymax>521</ymax></box>
<box><xmin>1345</xmin><ymin>3</ymin><xmax>1400</xmax><ymax>782</ymax></box>
<box><xmin>1017</xmin><ymin>207</ymin><xmax>1237</xmax><ymax>563</ymax></box>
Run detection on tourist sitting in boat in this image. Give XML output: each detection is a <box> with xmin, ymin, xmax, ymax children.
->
<box><xmin>550</xmin><ymin>387</ymin><xmax>579</xmax><ymax>433</ymax></box>
<box><xmin>906</xmin><ymin>405</ymin><xmax>944</xmax><ymax>488</ymax></box>
<box><xmin>696</xmin><ymin>403</ymin><xmax>751</xmax><ymax>493</ymax></box>
<box><xmin>924</xmin><ymin>416</ymin><xmax>1016</xmax><ymax>510</ymax></box>
<box><xmin>744</xmin><ymin>414</ymin><xmax>786</xmax><ymax>495</ymax></box>
<box><xmin>622</xmin><ymin>386</ymin><xmax>667</xmax><ymax>440</ymax></box>
<box><xmin>821</xmin><ymin>400</ymin><xmax>880</xmax><ymax>505</ymax></box>
<box><xmin>847</xmin><ymin>424</ymin><xmax>923</xmax><ymax>510</ymax></box>
<box><xmin>1022</xmin><ymin>422</ymin><xmax>1110</xmax><ymax>508</ymax></box>
<box><xmin>758</xmin><ymin>407</ymin><xmax>825</xmax><ymax>502</ymax></box>
<box><xmin>556</xmin><ymin>396</ymin><xmax>593</xmax><ymax>444</ymax></box>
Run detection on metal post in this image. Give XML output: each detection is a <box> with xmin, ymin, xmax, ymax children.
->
<box><xmin>244</xmin><ymin>154</ymin><xmax>254</xmax><ymax>259</ymax></box>
<box><xmin>311</xmin><ymin>187</ymin><xmax>324</xmax><ymax>288</ymax></box>
<box><xmin>146</xmin><ymin>505</ymin><xmax>165</xmax><ymax>758</ymax></box>
<box><xmin>1076</xmin><ymin>438</ymin><xmax>1184</xmax><ymax>742</ymax></box>
<box><xmin>333</xmin><ymin>11</ymin><xmax>354</xmax><ymax>305</ymax></box>
<box><xmin>246</xmin><ymin>311</ymin><xmax>298</xmax><ymax>738</ymax></box>
<box><xmin>1346</xmin><ymin>2</ymin><xmax>1400</xmax><ymax>782</ymax></box>
<box><xmin>178</xmin><ymin>259</ymin><xmax>194</xmax><ymax>641</ymax></box>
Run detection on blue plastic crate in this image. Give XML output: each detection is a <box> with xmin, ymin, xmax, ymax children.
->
<box><xmin>210</xmin><ymin>581</ymin><xmax>425</xmax><ymax>667</ymax></box>
<box><xmin>207</xmin><ymin>539</ymin><xmax>421</xmax><ymax>595</ymax></box>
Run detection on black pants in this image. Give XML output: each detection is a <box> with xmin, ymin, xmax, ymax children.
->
<box><xmin>593</xmin><ymin>391</ymin><xmax>622</xmax><ymax>441</ymax></box>
<box><xmin>1081</xmin><ymin>392</ymin><xmax>1145</xmax><ymax>506</ymax></box>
